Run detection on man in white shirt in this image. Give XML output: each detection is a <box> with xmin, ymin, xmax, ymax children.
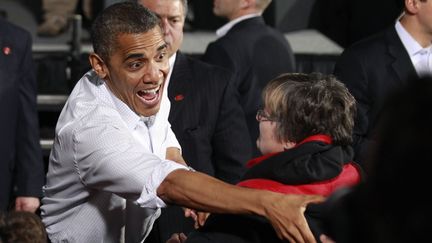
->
<box><xmin>333</xmin><ymin>0</ymin><xmax>432</xmax><ymax>166</ymax></box>
<box><xmin>41</xmin><ymin>2</ymin><xmax>322</xmax><ymax>243</ymax></box>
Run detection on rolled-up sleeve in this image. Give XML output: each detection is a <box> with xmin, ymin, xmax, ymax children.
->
<box><xmin>136</xmin><ymin>160</ymin><xmax>186</xmax><ymax>208</ymax></box>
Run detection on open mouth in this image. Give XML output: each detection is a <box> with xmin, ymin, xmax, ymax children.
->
<box><xmin>136</xmin><ymin>84</ymin><xmax>162</xmax><ymax>107</ymax></box>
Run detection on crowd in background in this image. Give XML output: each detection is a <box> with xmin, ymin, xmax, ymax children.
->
<box><xmin>1</xmin><ymin>0</ymin><xmax>431</xmax><ymax>242</ymax></box>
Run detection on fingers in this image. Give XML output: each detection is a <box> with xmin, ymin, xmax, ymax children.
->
<box><xmin>295</xmin><ymin>214</ymin><xmax>316</xmax><ymax>243</ymax></box>
<box><xmin>302</xmin><ymin>195</ymin><xmax>326</xmax><ymax>206</ymax></box>
<box><xmin>320</xmin><ymin>234</ymin><xmax>336</xmax><ymax>243</ymax></box>
<box><xmin>178</xmin><ymin>232</ymin><xmax>187</xmax><ymax>242</ymax></box>
<box><xmin>194</xmin><ymin>212</ymin><xmax>210</xmax><ymax>229</ymax></box>
<box><xmin>197</xmin><ymin>212</ymin><xmax>210</xmax><ymax>227</ymax></box>
<box><xmin>271</xmin><ymin>212</ymin><xmax>313</xmax><ymax>243</ymax></box>
<box><xmin>166</xmin><ymin>233</ymin><xmax>188</xmax><ymax>243</ymax></box>
<box><xmin>184</xmin><ymin>208</ymin><xmax>210</xmax><ymax>229</ymax></box>
<box><xmin>15</xmin><ymin>197</ymin><xmax>40</xmax><ymax>213</ymax></box>
<box><xmin>184</xmin><ymin>208</ymin><xmax>198</xmax><ymax>221</ymax></box>
<box><xmin>266</xmin><ymin>194</ymin><xmax>323</xmax><ymax>243</ymax></box>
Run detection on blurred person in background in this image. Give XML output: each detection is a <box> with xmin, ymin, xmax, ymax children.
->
<box><xmin>0</xmin><ymin>18</ymin><xmax>44</xmax><ymax>214</ymax></box>
<box><xmin>202</xmin><ymin>0</ymin><xmax>295</xmax><ymax>157</ymax></box>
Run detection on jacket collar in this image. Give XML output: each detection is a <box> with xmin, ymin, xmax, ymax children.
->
<box><xmin>386</xmin><ymin>26</ymin><xmax>419</xmax><ymax>83</ymax></box>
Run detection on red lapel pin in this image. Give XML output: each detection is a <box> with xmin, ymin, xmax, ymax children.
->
<box><xmin>174</xmin><ymin>94</ymin><xmax>184</xmax><ymax>101</ymax></box>
<box><xmin>3</xmin><ymin>47</ymin><xmax>11</xmax><ymax>55</ymax></box>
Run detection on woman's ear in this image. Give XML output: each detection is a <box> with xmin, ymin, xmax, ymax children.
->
<box><xmin>89</xmin><ymin>53</ymin><xmax>108</xmax><ymax>79</ymax></box>
<box><xmin>283</xmin><ymin>140</ymin><xmax>296</xmax><ymax>150</ymax></box>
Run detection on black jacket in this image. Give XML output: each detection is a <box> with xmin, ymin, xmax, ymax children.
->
<box><xmin>0</xmin><ymin>19</ymin><xmax>44</xmax><ymax>210</ymax></box>
<box><xmin>334</xmin><ymin>26</ymin><xmax>418</xmax><ymax>165</ymax></box>
<box><xmin>186</xmin><ymin>136</ymin><xmax>362</xmax><ymax>243</ymax></box>
<box><xmin>148</xmin><ymin>52</ymin><xmax>252</xmax><ymax>243</ymax></box>
<box><xmin>202</xmin><ymin>16</ymin><xmax>295</xmax><ymax>156</ymax></box>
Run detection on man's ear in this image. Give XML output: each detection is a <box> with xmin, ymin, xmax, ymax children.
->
<box><xmin>405</xmin><ymin>0</ymin><xmax>421</xmax><ymax>14</ymax></box>
<box><xmin>89</xmin><ymin>53</ymin><xmax>108</xmax><ymax>79</ymax></box>
<box><xmin>240</xmin><ymin>0</ymin><xmax>253</xmax><ymax>9</ymax></box>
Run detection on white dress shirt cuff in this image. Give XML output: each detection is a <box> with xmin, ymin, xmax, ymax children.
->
<box><xmin>136</xmin><ymin>160</ymin><xmax>188</xmax><ymax>208</ymax></box>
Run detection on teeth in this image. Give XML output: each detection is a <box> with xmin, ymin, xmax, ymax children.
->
<box><xmin>141</xmin><ymin>86</ymin><xmax>160</xmax><ymax>94</ymax></box>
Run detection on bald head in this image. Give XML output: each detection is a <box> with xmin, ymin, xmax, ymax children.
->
<box><xmin>213</xmin><ymin>0</ymin><xmax>272</xmax><ymax>20</ymax></box>
<box><xmin>138</xmin><ymin>0</ymin><xmax>186</xmax><ymax>56</ymax></box>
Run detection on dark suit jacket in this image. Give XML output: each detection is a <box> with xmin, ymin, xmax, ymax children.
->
<box><xmin>147</xmin><ymin>52</ymin><xmax>252</xmax><ymax>243</ymax></box>
<box><xmin>0</xmin><ymin>19</ymin><xmax>44</xmax><ymax>211</ymax></box>
<box><xmin>334</xmin><ymin>26</ymin><xmax>418</xmax><ymax>165</ymax></box>
<box><xmin>202</xmin><ymin>16</ymin><xmax>295</xmax><ymax>156</ymax></box>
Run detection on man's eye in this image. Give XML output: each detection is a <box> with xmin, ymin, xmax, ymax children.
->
<box><xmin>157</xmin><ymin>53</ymin><xmax>166</xmax><ymax>61</ymax></box>
<box><xmin>170</xmin><ymin>18</ymin><xmax>182</xmax><ymax>24</ymax></box>
<box><xmin>129</xmin><ymin>62</ymin><xmax>143</xmax><ymax>69</ymax></box>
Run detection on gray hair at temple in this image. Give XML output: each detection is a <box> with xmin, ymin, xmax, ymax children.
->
<box><xmin>91</xmin><ymin>1</ymin><xmax>160</xmax><ymax>62</ymax></box>
<box><xmin>262</xmin><ymin>72</ymin><xmax>356</xmax><ymax>145</ymax></box>
<box><xmin>137</xmin><ymin>0</ymin><xmax>189</xmax><ymax>16</ymax></box>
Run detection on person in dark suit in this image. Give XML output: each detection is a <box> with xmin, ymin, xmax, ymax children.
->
<box><xmin>137</xmin><ymin>0</ymin><xmax>252</xmax><ymax>242</ymax></box>
<box><xmin>333</xmin><ymin>0</ymin><xmax>432</xmax><ymax>166</ymax></box>
<box><xmin>0</xmin><ymin>18</ymin><xmax>45</xmax><ymax>213</ymax></box>
<box><xmin>201</xmin><ymin>0</ymin><xmax>296</xmax><ymax>157</ymax></box>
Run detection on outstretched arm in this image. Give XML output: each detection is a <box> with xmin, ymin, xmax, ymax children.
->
<box><xmin>158</xmin><ymin>169</ymin><xmax>324</xmax><ymax>243</ymax></box>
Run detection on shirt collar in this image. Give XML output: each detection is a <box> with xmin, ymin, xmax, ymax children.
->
<box><xmin>216</xmin><ymin>13</ymin><xmax>261</xmax><ymax>37</ymax></box>
<box><xmin>395</xmin><ymin>20</ymin><xmax>431</xmax><ymax>56</ymax></box>
<box><xmin>105</xmin><ymin>83</ymin><xmax>156</xmax><ymax>130</ymax></box>
<box><xmin>166</xmin><ymin>53</ymin><xmax>177</xmax><ymax>88</ymax></box>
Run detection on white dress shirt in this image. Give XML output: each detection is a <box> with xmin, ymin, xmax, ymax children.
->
<box><xmin>157</xmin><ymin>53</ymin><xmax>177</xmax><ymax>129</ymax></box>
<box><xmin>41</xmin><ymin>70</ymin><xmax>187</xmax><ymax>243</ymax></box>
<box><xmin>396</xmin><ymin>21</ymin><xmax>432</xmax><ymax>77</ymax></box>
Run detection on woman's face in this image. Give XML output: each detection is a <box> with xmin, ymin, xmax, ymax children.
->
<box><xmin>256</xmin><ymin>109</ymin><xmax>295</xmax><ymax>155</ymax></box>
<box><xmin>256</xmin><ymin>109</ymin><xmax>294</xmax><ymax>155</ymax></box>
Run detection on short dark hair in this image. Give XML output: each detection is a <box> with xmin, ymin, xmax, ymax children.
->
<box><xmin>91</xmin><ymin>1</ymin><xmax>160</xmax><ymax>62</ymax></box>
<box><xmin>0</xmin><ymin>211</ymin><xmax>47</xmax><ymax>243</ymax></box>
<box><xmin>262</xmin><ymin>73</ymin><xmax>356</xmax><ymax>145</ymax></box>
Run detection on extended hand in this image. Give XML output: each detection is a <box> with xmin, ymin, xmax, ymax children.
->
<box><xmin>265</xmin><ymin>194</ymin><xmax>325</xmax><ymax>243</ymax></box>
<box><xmin>184</xmin><ymin>208</ymin><xmax>210</xmax><ymax>229</ymax></box>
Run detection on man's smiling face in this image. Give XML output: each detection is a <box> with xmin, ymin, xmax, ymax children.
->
<box><xmin>102</xmin><ymin>27</ymin><xmax>169</xmax><ymax>117</ymax></box>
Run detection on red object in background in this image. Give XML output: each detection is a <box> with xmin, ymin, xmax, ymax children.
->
<box><xmin>3</xmin><ymin>46</ymin><xmax>11</xmax><ymax>55</ymax></box>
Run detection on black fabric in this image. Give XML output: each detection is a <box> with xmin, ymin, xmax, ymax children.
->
<box><xmin>333</xmin><ymin>26</ymin><xmax>418</xmax><ymax>166</ymax></box>
<box><xmin>243</xmin><ymin>141</ymin><xmax>354</xmax><ymax>184</ymax></box>
<box><xmin>148</xmin><ymin>52</ymin><xmax>252</xmax><ymax>243</ymax></box>
<box><xmin>186</xmin><ymin>214</ymin><xmax>282</xmax><ymax>243</ymax></box>
<box><xmin>0</xmin><ymin>19</ymin><xmax>44</xmax><ymax>210</ymax></box>
<box><xmin>168</xmin><ymin>52</ymin><xmax>252</xmax><ymax>183</ymax></box>
<box><xmin>186</xmin><ymin>205</ymin><xmax>328</xmax><ymax>243</ymax></box>
<box><xmin>202</xmin><ymin>16</ymin><xmax>295</xmax><ymax>157</ymax></box>
<box><xmin>184</xmin><ymin>141</ymin><xmax>359</xmax><ymax>243</ymax></box>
